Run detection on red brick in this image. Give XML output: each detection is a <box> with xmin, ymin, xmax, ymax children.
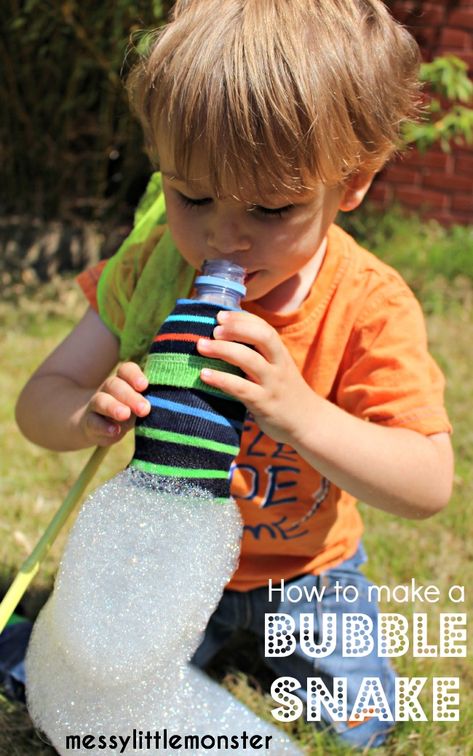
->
<box><xmin>390</xmin><ymin>8</ymin><xmax>411</xmax><ymax>24</ymax></box>
<box><xmin>455</xmin><ymin>144</ymin><xmax>473</xmax><ymax>157</ymax></box>
<box><xmin>449</xmin><ymin>9</ymin><xmax>473</xmax><ymax>31</ymax></box>
<box><xmin>396</xmin><ymin>186</ymin><xmax>447</xmax><ymax>209</ymax></box>
<box><xmin>440</xmin><ymin>27</ymin><xmax>472</xmax><ymax>49</ymax></box>
<box><xmin>401</xmin><ymin>148</ymin><xmax>450</xmax><ymax>171</ymax></box>
<box><xmin>367</xmin><ymin>182</ymin><xmax>390</xmax><ymax>203</ymax></box>
<box><xmin>420</xmin><ymin>4</ymin><xmax>446</xmax><ymax>26</ymax></box>
<box><xmin>446</xmin><ymin>211</ymin><xmax>473</xmax><ymax>225</ymax></box>
<box><xmin>390</xmin><ymin>2</ymin><xmax>417</xmax><ymax>24</ymax></box>
<box><xmin>454</xmin><ymin>154</ymin><xmax>473</xmax><ymax>176</ymax></box>
<box><xmin>383</xmin><ymin>165</ymin><xmax>419</xmax><ymax>184</ymax></box>
<box><xmin>399</xmin><ymin>4</ymin><xmax>446</xmax><ymax>28</ymax></box>
<box><xmin>454</xmin><ymin>151</ymin><xmax>473</xmax><ymax>171</ymax></box>
<box><xmin>421</xmin><ymin>151</ymin><xmax>452</xmax><ymax>171</ymax></box>
<box><xmin>436</xmin><ymin>210</ymin><xmax>473</xmax><ymax>226</ymax></box>
<box><xmin>451</xmin><ymin>193</ymin><xmax>473</xmax><ymax>212</ymax></box>
<box><xmin>410</xmin><ymin>28</ymin><xmax>438</xmax><ymax>51</ymax></box>
<box><xmin>424</xmin><ymin>147</ymin><xmax>454</xmax><ymax>174</ymax></box>
<box><xmin>423</xmin><ymin>171</ymin><xmax>472</xmax><ymax>191</ymax></box>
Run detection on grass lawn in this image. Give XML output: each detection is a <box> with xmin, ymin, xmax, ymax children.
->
<box><xmin>1</xmin><ymin>209</ymin><xmax>472</xmax><ymax>754</ymax></box>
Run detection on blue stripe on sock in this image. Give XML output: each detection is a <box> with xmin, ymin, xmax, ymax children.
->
<box><xmin>165</xmin><ymin>314</ymin><xmax>217</xmax><ymax>325</ymax></box>
<box><xmin>145</xmin><ymin>395</ymin><xmax>244</xmax><ymax>430</ymax></box>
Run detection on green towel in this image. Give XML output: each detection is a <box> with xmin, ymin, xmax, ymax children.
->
<box><xmin>96</xmin><ymin>172</ymin><xmax>195</xmax><ymax>365</ymax></box>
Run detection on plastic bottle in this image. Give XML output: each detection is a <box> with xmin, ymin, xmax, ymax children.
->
<box><xmin>130</xmin><ymin>257</ymin><xmax>248</xmax><ymax>499</ymax></box>
<box><xmin>193</xmin><ymin>259</ymin><xmax>247</xmax><ymax>308</ymax></box>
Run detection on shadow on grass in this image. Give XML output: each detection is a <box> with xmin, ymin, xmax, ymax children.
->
<box><xmin>0</xmin><ymin>580</ymin><xmax>56</xmax><ymax>753</ymax></box>
<box><xmin>0</xmin><ymin>691</ymin><xmax>56</xmax><ymax>756</ymax></box>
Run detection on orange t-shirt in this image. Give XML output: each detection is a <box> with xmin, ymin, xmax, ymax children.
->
<box><xmin>77</xmin><ymin>224</ymin><xmax>451</xmax><ymax>591</ymax></box>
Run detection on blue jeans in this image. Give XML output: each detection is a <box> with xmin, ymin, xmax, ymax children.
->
<box><xmin>191</xmin><ymin>544</ymin><xmax>396</xmax><ymax>749</ymax></box>
<box><xmin>0</xmin><ymin>619</ymin><xmax>32</xmax><ymax>702</ymax></box>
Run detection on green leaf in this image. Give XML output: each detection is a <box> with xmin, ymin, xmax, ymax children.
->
<box><xmin>404</xmin><ymin>55</ymin><xmax>473</xmax><ymax>152</ymax></box>
<box><xmin>420</xmin><ymin>55</ymin><xmax>473</xmax><ymax>103</ymax></box>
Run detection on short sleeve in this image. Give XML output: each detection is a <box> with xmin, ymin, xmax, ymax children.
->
<box><xmin>336</xmin><ymin>287</ymin><xmax>452</xmax><ymax>436</ymax></box>
<box><xmin>76</xmin><ymin>260</ymin><xmax>107</xmax><ymax>312</ymax></box>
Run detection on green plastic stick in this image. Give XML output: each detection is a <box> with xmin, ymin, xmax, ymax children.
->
<box><xmin>0</xmin><ymin>446</ymin><xmax>108</xmax><ymax>634</ymax></box>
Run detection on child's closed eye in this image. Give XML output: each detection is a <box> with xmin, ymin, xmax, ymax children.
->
<box><xmin>249</xmin><ymin>203</ymin><xmax>294</xmax><ymax>218</ymax></box>
<box><xmin>177</xmin><ymin>191</ymin><xmax>212</xmax><ymax>210</ymax></box>
<box><xmin>176</xmin><ymin>190</ymin><xmax>294</xmax><ymax>219</ymax></box>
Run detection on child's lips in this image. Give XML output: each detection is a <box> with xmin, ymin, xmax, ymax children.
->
<box><xmin>245</xmin><ymin>271</ymin><xmax>259</xmax><ymax>283</ymax></box>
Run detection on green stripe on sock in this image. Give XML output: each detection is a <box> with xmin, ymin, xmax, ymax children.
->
<box><xmin>130</xmin><ymin>458</ymin><xmax>230</xmax><ymax>479</ymax></box>
<box><xmin>145</xmin><ymin>353</ymin><xmax>242</xmax><ymax>397</ymax></box>
<box><xmin>135</xmin><ymin>426</ymin><xmax>240</xmax><ymax>456</ymax></box>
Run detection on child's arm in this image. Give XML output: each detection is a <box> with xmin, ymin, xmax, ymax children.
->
<box><xmin>15</xmin><ymin>308</ymin><xmax>150</xmax><ymax>452</ymax></box>
<box><xmin>197</xmin><ymin>310</ymin><xmax>454</xmax><ymax>520</ymax></box>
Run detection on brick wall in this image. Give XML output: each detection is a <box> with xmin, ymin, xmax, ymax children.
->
<box><xmin>369</xmin><ymin>0</ymin><xmax>473</xmax><ymax>225</ymax></box>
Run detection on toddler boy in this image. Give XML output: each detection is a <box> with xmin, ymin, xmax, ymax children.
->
<box><xmin>17</xmin><ymin>0</ymin><xmax>453</xmax><ymax>748</ymax></box>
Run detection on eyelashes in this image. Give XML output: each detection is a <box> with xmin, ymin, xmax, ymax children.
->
<box><xmin>176</xmin><ymin>191</ymin><xmax>294</xmax><ymax>218</ymax></box>
<box><xmin>177</xmin><ymin>193</ymin><xmax>212</xmax><ymax>210</ymax></box>
<box><xmin>250</xmin><ymin>204</ymin><xmax>294</xmax><ymax>218</ymax></box>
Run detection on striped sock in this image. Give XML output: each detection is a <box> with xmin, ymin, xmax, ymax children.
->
<box><xmin>130</xmin><ymin>299</ymin><xmax>246</xmax><ymax>498</ymax></box>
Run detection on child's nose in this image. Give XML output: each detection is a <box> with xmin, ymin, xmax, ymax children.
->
<box><xmin>206</xmin><ymin>218</ymin><xmax>251</xmax><ymax>257</ymax></box>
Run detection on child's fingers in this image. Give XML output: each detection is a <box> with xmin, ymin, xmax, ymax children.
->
<box><xmin>116</xmin><ymin>361</ymin><xmax>149</xmax><ymax>392</ymax></box>
<box><xmin>99</xmin><ymin>377</ymin><xmax>150</xmax><ymax>418</ymax></box>
<box><xmin>200</xmin><ymin>367</ymin><xmax>263</xmax><ymax>405</ymax></box>
<box><xmin>85</xmin><ymin>411</ymin><xmax>134</xmax><ymax>444</ymax></box>
<box><xmin>215</xmin><ymin>311</ymin><xmax>281</xmax><ymax>362</ymax></box>
<box><xmin>87</xmin><ymin>411</ymin><xmax>121</xmax><ymax>438</ymax></box>
<box><xmin>197</xmin><ymin>337</ymin><xmax>268</xmax><ymax>383</ymax></box>
<box><xmin>82</xmin><ymin>363</ymin><xmax>151</xmax><ymax>445</ymax></box>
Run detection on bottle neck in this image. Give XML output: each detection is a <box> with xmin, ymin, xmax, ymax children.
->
<box><xmin>194</xmin><ymin>285</ymin><xmax>243</xmax><ymax>308</ymax></box>
<box><xmin>194</xmin><ymin>260</ymin><xmax>247</xmax><ymax>309</ymax></box>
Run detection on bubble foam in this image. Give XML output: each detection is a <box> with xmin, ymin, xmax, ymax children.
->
<box><xmin>27</xmin><ymin>600</ymin><xmax>299</xmax><ymax>754</ymax></box>
<box><xmin>26</xmin><ymin>470</ymin><xmax>302</xmax><ymax>754</ymax></box>
<box><xmin>45</xmin><ymin>470</ymin><xmax>242</xmax><ymax>682</ymax></box>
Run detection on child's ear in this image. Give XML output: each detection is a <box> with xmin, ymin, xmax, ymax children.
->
<box><xmin>338</xmin><ymin>171</ymin><xmax>376</xmax><ymax>212</ymax></box>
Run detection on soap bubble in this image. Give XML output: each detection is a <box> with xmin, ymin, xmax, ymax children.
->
<box><xmin>26</xmin><ymin>470</ymin><xmax>301</xmax><ymax>754</ymax></box>
<box><xmin>46</xmin><ymin>470</ymin><xmax>241</xmax><ymax>684</ymax></box>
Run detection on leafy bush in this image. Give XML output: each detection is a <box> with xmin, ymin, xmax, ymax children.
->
<box><xmin>1</xmin><ymin>5</ymin><xmax>472</xmax><ymax>226</ymax></box>
<box><xmin>1</xmin><ymin>1</ymin><xmax>172</xmax><ymax>219</ymax></box>
<box><xmin>403</xmin><ymin>56</ymin><xmax>473</xmax><ymax>152</ymax></box>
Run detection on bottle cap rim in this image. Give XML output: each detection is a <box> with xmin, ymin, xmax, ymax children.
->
<box><xmin>195</xmin><ymin>275</ymin><xmax>247</xmax><ymax>296</ymax></box>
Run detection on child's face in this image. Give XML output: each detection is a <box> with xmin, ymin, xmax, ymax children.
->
<box><xmin>160</xmin><ymin>143</ymin><xmax>343</xmax><ymax>310</ymax></box>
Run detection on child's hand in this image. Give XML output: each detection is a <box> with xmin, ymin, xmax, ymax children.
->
<box><xmin>80</xmin><ymin>362</ymin><xmax>151</xmax><ymax>446</ymax></box>
<box><xmin>197</xmin><ymin>310</ymin><xmax>313</xmax><ymax>445</ymax></box>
